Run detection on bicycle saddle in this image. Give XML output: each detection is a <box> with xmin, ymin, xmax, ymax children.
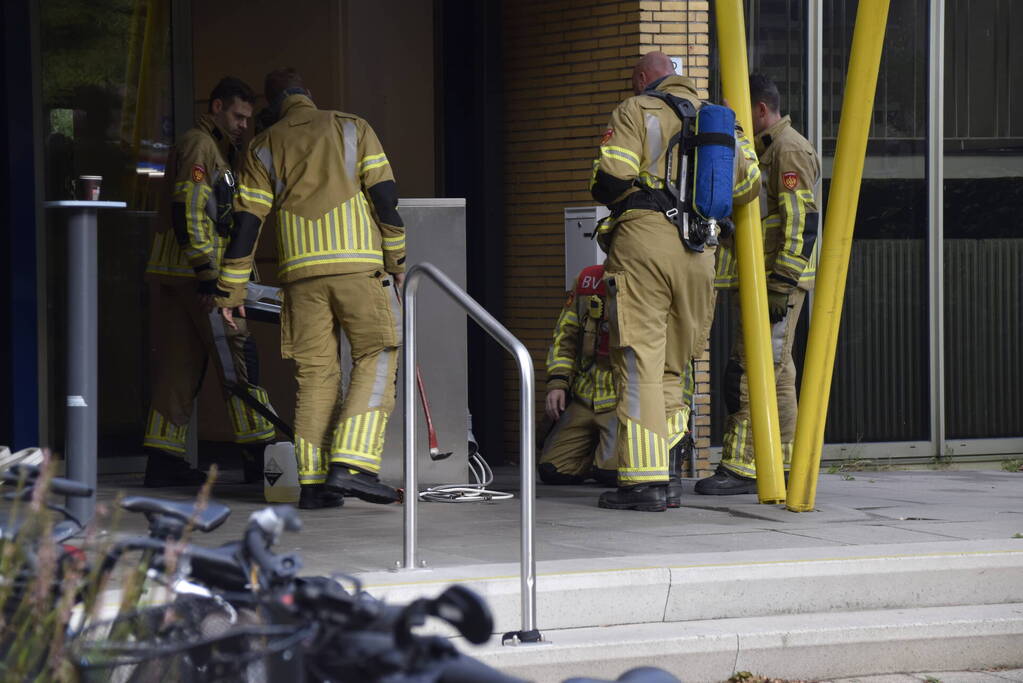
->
<box><xmin>121</xmin><ymin>496</ymin><xmax>231</xmax><ymax>533</ymax></box>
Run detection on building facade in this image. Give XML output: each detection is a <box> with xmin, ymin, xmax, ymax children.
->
<box><xmin>1</xmin><ymin>0</ymin><xmax>1019</xmax><ymax>470</ymax></box>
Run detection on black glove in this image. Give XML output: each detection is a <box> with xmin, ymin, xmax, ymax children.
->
<box><xmin>767</xmin><ymin>290</ymin><xmax>789</xmax><ymax>324</ymax></box>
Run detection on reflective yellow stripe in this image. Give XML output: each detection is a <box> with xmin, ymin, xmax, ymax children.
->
<box><xmin>330</xmin><ymin>410</ymin><xmax>388</xmax><ymax>474</ymax></box>
<box><xmin>221</xmin><ymin>264</ymin><xmax>251</xmax><ymax>283</ymax></box>
<box><xmin>601</xmin><ymin>145</ymin><xmax>641</xmax><ymax>174</ymax></box>
<box><xmin>239</xmin><ymin>184</ymin><xmax>273</xmax><ymax>207</ymax></box>
<box><xmin>359</xmin><ymin>153</ymin><xmax>389</xmax><ymax>172</ymax></box>
<box><xmin>382</xmin><ymin>235</ymin><xmax>405</xmax><ymax>250</ymax></box>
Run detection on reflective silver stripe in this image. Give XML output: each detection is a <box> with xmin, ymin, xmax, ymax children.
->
<box><xmin>208</xmin><ymin>310</ymin><xmax>238</xmax><ymax>385</ymax></box>
<box><xmin>343</xmin><ymin>120</ymin><xmax>358</xmax><ymax>181</ymax></box>
<box><xmin>281</xmin><ymin>251</ymin><xmax>382</xmax><ymax>268</ymax></box>
<box><xmin>368</xmin><ymin>349</ymin><xmax>393</xmax><ymax>409</ymax></box>
<box><xmin>255</xmin><ymin>146</ymin><xmax>283</xmax><ymax>196</ymax></box>
<box><xmin>328</xmin><ymin>208</ymin><xmax>338</xmax><ymax>250</ymax></box>
<box><xmin>623</xmin><ymin>347</ymin><xmax>641</xmax><ymax>421</ymax></box>
<box><xmin>644</xmin><ymin>113</ymin><xmax>662</xmax><ymax>175</ymax></box>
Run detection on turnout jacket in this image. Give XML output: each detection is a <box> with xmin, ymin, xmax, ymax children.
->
<box><xmin>145</xmin><ymin>114</ymin><xmax>234</xmax><ymax>282</ymax></box>
<box><xmin>215</xmin><ymin>94</ymin><xmax>404</xmax><ymax>304</ymax></box>
<box><xmin>715</xmin><ymin>115</ymin><xmax>820</xmax><ymax>292</ymax></box>
<box><xmin>589</xmin><ymin>75</ymin><xmax>761</xmax><ymax>244</ymax></box>
<box><xmin>546</xmin><ymin>265</ymin><xmax>616</xmax><ymax>413</ymax></box>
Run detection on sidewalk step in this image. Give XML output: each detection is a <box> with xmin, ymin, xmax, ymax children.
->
<box><xmin>461</xmin><ymin>603</ymin><xmax>1023</xmax><ymax>683</ymax></box>
<box><xmin>356</xmin><ymin>539</ymin><xmax>1023</xmax><ymax>633</ymax></box>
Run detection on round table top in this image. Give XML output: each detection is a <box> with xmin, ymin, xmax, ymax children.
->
<box><xmin>43</xmin><ymin>200</ymin><xmax>127</xmax><ymax>209</ymax></box>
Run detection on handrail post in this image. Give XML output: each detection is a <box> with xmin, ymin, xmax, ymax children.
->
<box><xmin>400</xmin><ymin>262</ymin><xmax>540</xmax><ymax>641</ymax></box>
<box><xmin>403</xmin><ymin>270</ymin><xmax>420</xmax><ymax>570</ymax></box>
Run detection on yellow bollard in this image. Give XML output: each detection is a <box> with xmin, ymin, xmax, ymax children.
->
<box><xmin>787</xmin><ymin>0</ymin><xmax>891</xmax><ymax>512</ymax></box>
<box><xmin>714</xmin><ymin>0</ymin><xmax>786</xmax><ymax>503</ymax></box>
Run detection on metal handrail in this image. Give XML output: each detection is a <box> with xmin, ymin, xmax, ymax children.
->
<box><xmin>402</xmin><ymin>262</ymin><xmax>539</xmax><ymax>640</ymax></box>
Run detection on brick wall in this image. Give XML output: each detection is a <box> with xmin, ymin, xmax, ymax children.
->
<box><xmin>501</xmin><ymin>1</ymin><xmax>714</xmax><ymax>474</ymax></box>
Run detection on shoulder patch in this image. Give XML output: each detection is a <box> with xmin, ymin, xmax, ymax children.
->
<box><xmin>600</xmin><ymin>128</ymin><xmax>614</xmax><ymax>145</ymax></box>
<box><xmin>191</xmin><ymin>164</ymin><xmax>206</xmax><ymax>183</ymax></box>
<box><xmin>782</xmin><ymin>171</ymin><xmax>799</xmax><ymax>191</ymax></box>
<box><xmin>565</xmin><ymin>290</ymin><xmax>575</xmax><ymax>308</ymax></box>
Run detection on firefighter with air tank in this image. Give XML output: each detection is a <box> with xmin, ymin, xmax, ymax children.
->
<box><xmin>588</xmin><ymin>51</ymin><xmax>760</xmax><ymax>512</ymax></box>
<box><xmin>696</xmin><ymin>73</ymin><xmax>821</xmax><ymax>496</ymax></box>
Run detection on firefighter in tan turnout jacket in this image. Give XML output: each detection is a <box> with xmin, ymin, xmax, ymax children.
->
<box><xmin>214</xmin><ymin>68</ymin><xmax>404</xmax><ymax>510</ymax></box>
<box><xmin>143</xmin><ymin>77</ymin><xmax>276</xmax><ymax>488</ymax></box>
<box><xmin>539</xmin><ymin>265</ymin><xmax>618</xmax><ymax>487</ymax></box>
<box><xmin>589</xmin><ymin>52</ymin><xmax>760</xmax><ymax>511</ymax></box>
<box><xmin>697</xmin><ymin>74</ymin><xmax>821</xmax><ymax>495</ymax></box>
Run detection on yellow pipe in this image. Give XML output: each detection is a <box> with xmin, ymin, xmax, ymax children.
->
<box><xmin>787</xmin><ymin>0</ymin><xmax>891</xmax><ymax>512</ymax></box>
<box><xmin>714</xmin><ymin>0</ymin><xmax>785</xmax><ymax>503</ymax></box>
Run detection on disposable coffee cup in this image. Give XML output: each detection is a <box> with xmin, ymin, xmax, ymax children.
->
<box><xmin>75</xmin><ymin>175</ymin><xmax>102</xmax><ymax>201</ymax></box>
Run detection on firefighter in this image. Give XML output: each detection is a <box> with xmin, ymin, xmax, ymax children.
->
<box><xmin>213</xmin><ymin>68</ymin><xmax>404</xmax><ymax>510</ymax></box>
<box><xmin>143</xmin><ymin>77</ymin><xmax>277</xmax><ymax>488</ymax></box>
<box><xmin>539</xmin><ymin>264</ymin><xmax>618</xmax><ymax>487</ymax></box>
<box><xmin>697</xmin><ymin>73</ymin><xmax>821</xmax><ymax>495</ymax></box>
<box><xmin>589</xmin><ymin>51</ymin><xmax>760</xmax><ymax>511</ymax></box>
<box><xmin>540</xmin><ymin>264</ymin><xmax>697</xmax><ymax>508</ymax></box>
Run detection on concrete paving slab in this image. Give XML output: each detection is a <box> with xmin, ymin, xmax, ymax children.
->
<box><xmin>467</xmin><ymin>604</ymin><xmax>1023</xmax><ymax>683</ymax></box>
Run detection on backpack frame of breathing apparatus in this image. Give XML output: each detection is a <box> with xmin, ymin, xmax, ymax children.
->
<box><xmin>640</xmin><ymin>91</ymin><xmax>738</xmax><ymax>252</ymax></box>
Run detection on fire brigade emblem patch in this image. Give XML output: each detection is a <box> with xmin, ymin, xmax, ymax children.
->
<box><xmin>565</xmin><ymin>291</ymin><xmax>575</xmax><ymax>308</ymax></box>
<box><xmin>782</xmin><ymin>171</ymin><xmax>799</xmax><ymax>190</ymax></box>
<box><xmin>191</xmin><ymin>164</ymin><xmax>206</xmax><ymax>183</ymax></box>
<box><xmin>600</xmin><ymin>128</ymin><xmax>614</xmax><ymax>145</ymax></box>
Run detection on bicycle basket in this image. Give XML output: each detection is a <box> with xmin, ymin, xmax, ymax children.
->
<box><xmin>69</xmin><ymin>596</ymin><xmax>313</xmax><ymax>683</ymax></box>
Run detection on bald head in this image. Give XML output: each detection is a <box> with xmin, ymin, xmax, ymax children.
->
<box><xmin>632</xmin><ymin>51</ymin><xmax>676</xmax><ymax>94</ymax></box>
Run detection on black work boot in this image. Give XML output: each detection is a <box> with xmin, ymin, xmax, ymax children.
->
<box><xmin>598</xmin><ymin>484</ymin><xmax>667</xmax><ymax>512</ymax></box>
<box><xmin>666</xmin><ymin>433</ymin><xmax>692</xmax><ymax>508</ymax></box>
<box><xmin>298</xmin><ymin>484</ymin><xmax>345</xmax><ymax>510</ymax></box>
<box><xmin>240</xmin><ymin>444</ymin><xmax>266</xmax><ymax>484</ymax></box>
<box><xmin>143</xmin><ymin>451</ymin><xmax>208</xmax><ymax>488</ymax></box>
<box><xmin>325</xmin><ymin>465</ymin><xmax>400</xmax><ymax>504</ymax></box>
<box><xmin>694</xmin><ymin>464</ymin><xmax>757</xmax><ymax>495</ymax></box>
<box><xmin>537</xmin><ymin>462</ymin><xmax>584</xmax><ymax>485</ymax></box>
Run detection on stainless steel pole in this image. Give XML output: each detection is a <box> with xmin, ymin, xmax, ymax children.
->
<box><xmin>66</xmin><ymin>207</ymin><xmax>98</xmax><ymax>523</ymax></box>
<box><xmin>515</xmin><ymin>338</ymin><xmax>536</xmax><ymax>633</ymax></box>
<box><xmin>402</xmin><ymin>271</ymin><xmax>420</xmax><ymax>570</ymax></box>
<box><xmin>400</xmin><ymin>263</ymin><xmax>537</xmax><ymax>635</ymax></box>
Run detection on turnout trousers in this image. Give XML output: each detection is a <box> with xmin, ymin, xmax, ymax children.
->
<box><xmin>281</xmin><ymin>270</ymin><xmax>401</xmax><ymax>485</ymax></box>
<box><xmin>145</xmin><ymin>282</ymin><xmax>276</xmax><ymax>457</ymax></box>
<box><xmin>604</xmin><ymin>213</ymin><xmax>716</xmax><ymax>486</ymax></box>
<box><xmin>539</xmin><ymin>401</ymin><xmax>617</xmax><ymax>477</ymax></box>
<box><xmin>720</xmin><ymin>288</ymin><xmax>806</xmax><ymax>477</ymax></box>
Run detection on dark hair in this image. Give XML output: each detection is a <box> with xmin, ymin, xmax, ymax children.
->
<box><xmin>208</xmin><ymin>77</ymin><xmax>255</xmax><ymax>112</ymax></box>
<box><xmin>264</xmin><ymin>67</ymin><xmax>306</xmax><ymax>106</ymax></box>
<box><xmin>749</xmin><ymin>73</ymin><xmax>781</xmax><ymax>113</ymax></box>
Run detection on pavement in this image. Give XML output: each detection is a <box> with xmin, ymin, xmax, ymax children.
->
<box><xmin>42</xmin><ymin>466</ymin><xmax>1023</xmax><ymax>680</ymax></box>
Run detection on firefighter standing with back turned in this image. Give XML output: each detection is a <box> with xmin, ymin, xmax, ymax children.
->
<box><xmin>696</xmin><ymin>74</ymin><xmax>821</xmax><ymax>495</ymax></box>
<box><xmin>589</xmin><ymin>52</ymin><xmax>760</xmax><ymax>511</ymax></box>
<box><xmin>143</xmin><ymin>77</ymin><xmax>277</xmax><ymax>487</ymax></box>
<box><xmin>213</xmin><ymin>68</ymin><xmax>405</xmax><ymax>510</ymax></box>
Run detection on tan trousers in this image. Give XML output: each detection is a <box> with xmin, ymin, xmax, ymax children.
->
<box><xmin>281</xmin><ymin>271</ymin><xmax>401</xmax><ymax>485</ymax></box>
<box><xmin>539</xmin><ymin>401</ymin><xmax>617</xmax><ymax>477</ymax></box>
<box><xmin>604</xmin><ymin>213</ymin><xmax>717</xmax><ymax>486</ymax></box>
<box><xmin>720</xmin><ymin>288</ymin><xmax>806</xmax><ymax>477</ymax></box>
<box><xmin>145</xmin><ymin>282</ymin><xmax>275</xmax><ymax>457</ymax></box>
